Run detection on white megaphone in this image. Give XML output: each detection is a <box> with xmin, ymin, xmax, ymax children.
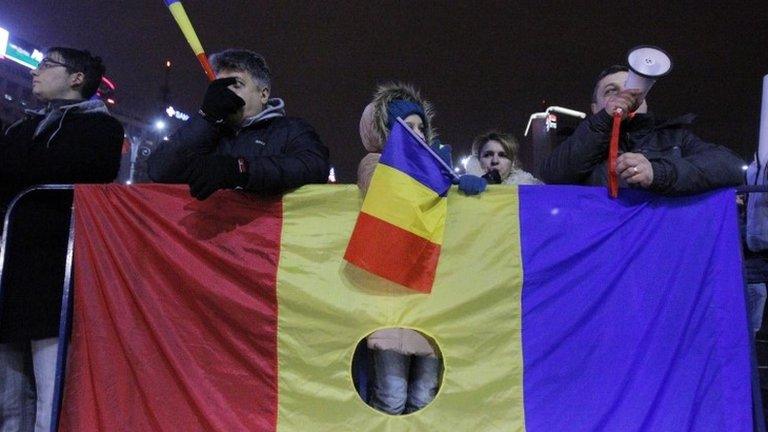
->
<box><xmin>625</xmin><ymin>45</ymin><xmax>673</xmax><ymax>100</ymax></box>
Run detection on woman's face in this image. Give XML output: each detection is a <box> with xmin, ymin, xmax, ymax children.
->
<box><xmin>403</xmin><ymin>114</ymin><xmax>426</xmax><ymax>141</ymax></box>
<box><xmin>479</xmin><ymin>140</ymin><xmax>512</xmax><ymax>180</ymax></box>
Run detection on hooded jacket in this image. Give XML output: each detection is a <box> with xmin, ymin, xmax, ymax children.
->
<box><xmin>357</xmin><ymin>83</ymin><xmax>436</xmax><ymax>192</ymax></box>
<box><xmin>0</xmin><ymin>98</ymin><xmax>124</xmax><ymax>342</ymax></box>
<box><xmin>0</xmin><ymin>99</ymin><xmax>123</xmax><ymax>206</ymax></box>
<box><xmin>147</xmin><ymin>98</ymin><xmax>329</xmax><ymax>194</ymax></box>
<box><xmin>539</xmin><ymin>111</ymin><xmax>744</xmax><ymax>195</ymax></box>
<box><xmin>356</xmin><ymin>84</ymin><xmax>441</xmax><ymax>358</ymax></box>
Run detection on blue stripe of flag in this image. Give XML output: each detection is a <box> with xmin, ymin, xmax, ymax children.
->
<box><xmin>379</xmin><ymin>121</ymin><xmax>452</xmax><ymax>196</ymax></box>
<box><xmin>519</xmin><ymin>185</ymin><xmax>753</xmax><ymax>431</ymax></box>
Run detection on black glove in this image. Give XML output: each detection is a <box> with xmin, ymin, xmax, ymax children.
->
<box><xmin>183</xmin><ymin>154</ymin><xmax>249</xmax><ymax>200</ymax></box>
<box><xmin>482</xmin><ymin>170</ymin><xmax>502</xmax><ymax>184</ymax></box>
<box><xmin>199</xmin><ymin>77</ymin><xmax>245</xmax><ymax>123</ymax></box>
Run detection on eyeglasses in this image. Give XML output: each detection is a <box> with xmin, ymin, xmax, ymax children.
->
<box><xmin>35</xmin><ymin>58</ymin><xmax>74</xmax><ymax>71</ymax></box>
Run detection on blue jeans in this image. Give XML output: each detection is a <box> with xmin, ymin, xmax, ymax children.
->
<box><xmin>0</xmin><ymin>338</ymin><xmax>58</xmax><ymax>432</ymax></box>
<box><xmin>747</xmin><ymin>283</ymin><xmax>767</xmax><ymax>332</ymax></box>
<box><xmin>369</xmin><ymin>349</ymin><xmax>440</xmax><ymax>415</ymax></box>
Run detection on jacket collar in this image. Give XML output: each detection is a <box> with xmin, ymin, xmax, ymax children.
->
<box><xmin>240</xmin><ymin>98</ymin><xmax>285</xmax><ymax>129</ymax></box>
<box><xmin>25</xmin><ymin>98</ymin><xmax>111</xmax><ymax>117</ymax></box>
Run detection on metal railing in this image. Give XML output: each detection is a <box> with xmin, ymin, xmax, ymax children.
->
<box><xmin>0</xmin><ymin>185</ymin><xmax>74</xmax><ymax>432</ymax></box>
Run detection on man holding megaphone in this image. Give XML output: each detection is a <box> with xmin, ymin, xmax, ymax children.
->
<box><xmin>540</xmin><ymin>50</ymin><xmax>744</xmax><ymax>195</ymax></box>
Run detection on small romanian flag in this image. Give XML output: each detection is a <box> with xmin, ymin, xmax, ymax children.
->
<box><xmin>344</xmin><ymin>119</ymin><xmax>453</xmax><ymax>292</ymax></box>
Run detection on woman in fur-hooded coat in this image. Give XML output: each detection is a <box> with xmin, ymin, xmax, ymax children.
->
<box><xmin>356</xmin><ymin>82</ymin><xmax>436</xmax><ymax>193</ymax></box>
<box><xmin>355</xmin><ymin>82</ymin><xmax>442</xmax><ymax>415</ymax></box>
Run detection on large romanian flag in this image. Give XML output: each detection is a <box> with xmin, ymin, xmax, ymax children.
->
<box><xmin>59</xmin><ymin>184</ymin><xmax>754</xmax><ymax>431</ymax></box>
<box><xmin>345</xmin><ymin>119</ymin><xmax>453</xmax><ymax>292</ymax></box>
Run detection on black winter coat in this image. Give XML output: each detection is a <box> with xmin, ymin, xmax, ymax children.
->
<box><xmin>0</xmin><ymin>105</ymin><xmax>124</xmax><ymax>342</ymax></box>
<box><xmin>539</xmin><ymin>111</ymin><xmax>744</xmax><ymax>195</ymax></box>
<box><xmin>147</xmin><ymin>113</ymin><xmax>330</xmax><ymax>193</ymax></box>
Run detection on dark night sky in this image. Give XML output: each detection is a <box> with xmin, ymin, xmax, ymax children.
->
<box><xmin>1</xmin><ymin>1</ymin><xmax>767</xmax><ymax>182</ymax></box>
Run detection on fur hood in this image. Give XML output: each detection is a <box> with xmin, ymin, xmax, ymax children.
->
<box><xmin>359</xmin><ymin>82</ymin><xmax>436</xmax><ymax>152</ymax></box>
<box><xmin>465</xmin><ymin>155</ymin><xmax>542</xmax><ymax>185</ymax></box>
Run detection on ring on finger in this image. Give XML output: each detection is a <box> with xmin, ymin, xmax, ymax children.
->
<box><xmin>632</xmin><ymin>166</ymin><xmax>639</xmax><ymax>174</ymax></box>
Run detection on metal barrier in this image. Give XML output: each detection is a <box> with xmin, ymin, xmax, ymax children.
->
<box><xmin>744</xmin><ymin>183</ymin><xmax>768</xmax><ymax>431</ymax></box>
<box><xmin>0</xmin><ymin>185</ymin><xmax>74</xmax><ymax>432</ymax></box>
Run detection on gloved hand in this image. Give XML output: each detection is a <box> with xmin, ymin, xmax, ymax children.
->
<box><xmin>199</xmin><ymin>77</ymin><xmax>245</xmax><ymax>123</ymax></box>
<box><xmin>482</xmin><ymin>169</ymin><xmax>502</xmax><ymax>184</ymax></box>
<box><xmin>455</xmin><ymin>174</ymin><xmax>487</xmax><ymax>196</ymax></box>
<box><xmin>430</xmin><ymin>140</ymin><xmax>453</xmax><ymax>168</ymax></box>
<box><xmin>183</xmin><ymin>154</ymin><xmax>249</xmax><ymax>200</ymax></box>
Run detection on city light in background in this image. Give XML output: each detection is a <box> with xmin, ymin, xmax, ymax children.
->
<box><xmin>0</xmin><ymin>27</ymin><xmax>9</xmax><ymax>58</ymax></box>
<box><xmin>165</xmin><ymin>106</ymin><xmax>189</xmax><ymax>121</ymax></box>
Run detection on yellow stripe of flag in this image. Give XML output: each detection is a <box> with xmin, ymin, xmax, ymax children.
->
<box><xmin>276</xmin><ymin>185</ymin><xmax>526</xmax><ymax>431</ymax></box>
<box><xmin>361</xmin><ymin>164</ymin><xmax>447</xmax><ymax>245</ymax></box>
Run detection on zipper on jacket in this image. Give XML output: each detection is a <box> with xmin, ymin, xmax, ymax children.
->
<box><xmin>46</xmin><ymin>108</ymin><xmax>71</xmax><ymax>148</ymax></box>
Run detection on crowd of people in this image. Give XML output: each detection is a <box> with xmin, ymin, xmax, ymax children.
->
<box><xmin>0</xmin><ymin>44</ymin><xmax>750</xmax><ymax>430</ymax></box>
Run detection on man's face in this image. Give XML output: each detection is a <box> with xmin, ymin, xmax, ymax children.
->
<box><xmin>30</xmin><ymin>52</ymin><xmax>83</xmax><ymax>102</ymax></box>
<box><xmin>591</xmin><ymin>71</ymin><xmax>648</xmax><ymax>114</ymax></box>
<box><xmin>217</xmin><ymin>69</ymin><xmax>269</xmax><ymax>121</ymax></box>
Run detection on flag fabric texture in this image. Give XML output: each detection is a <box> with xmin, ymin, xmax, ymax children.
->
<box><xmin>344</xmin><ymin>119</ymin><xmax>453</xmax><ymax>292</ymax></box>
<box><xmin>59</xmin><ymin>184</ymin><xmax>753</xmax><ymax>431</ymax></box>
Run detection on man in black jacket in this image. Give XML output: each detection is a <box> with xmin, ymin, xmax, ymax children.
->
<box><xmin>540</xmin><ymin>65</ymin><xmax>744</xmax><ymax>195</ymax></box>
<box><xmin>148</xmin><ymin>49</ymin><xmax>330</xmax><ymax>199</ymax></box>
<box><xmin>0</xmin><ymin>48</ymin><xmax>123</xmax><ymax>431</ymax></box>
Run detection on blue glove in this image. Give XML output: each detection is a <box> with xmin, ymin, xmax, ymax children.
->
<box><xmin>455</xmin><ymin>174</ymin><xmax>487</xmax><ymax>196</ymax></box>
<box><xmin>430</xmin><ymin>139</ymin><xmax>453</xmax><ymax>168</ymax></box>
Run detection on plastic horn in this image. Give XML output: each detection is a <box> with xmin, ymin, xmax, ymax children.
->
<box><xmin>164</xmin><ymin>0</ymin><xmax>216</xmax><ymax>81</ymax></box>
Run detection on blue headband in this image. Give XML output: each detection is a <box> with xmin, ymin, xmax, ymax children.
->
<box><xmin>386</xmin><ymin>99</ymin><xmax>426</xmax><ymax>131</ymax></box>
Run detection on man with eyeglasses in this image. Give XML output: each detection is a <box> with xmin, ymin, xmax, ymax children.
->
<box><xmin>0</xmin><ymin>47</ymin><xmax>123</xmax><ymax>432</ymax></box>
<box><xmin>147</xmin><ymin>49</ymin><xmax>329</xmax><ymax>200</ymax></box>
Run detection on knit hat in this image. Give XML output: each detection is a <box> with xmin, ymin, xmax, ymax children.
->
<box><xmin>386</xmin><ymin>99</ymin><xmax>426</xmax><ymax>131</ymax></box>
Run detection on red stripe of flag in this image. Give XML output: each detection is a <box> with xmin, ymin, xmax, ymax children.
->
<box><xmin>344</xmin><ymin>211</ymin><xmax>440</xmax><ymax>293</ymax></box>
<box><xmin>60</xmin><ymin>185</ymin><xmax>281</xmax><ymax>431</ymax></box>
